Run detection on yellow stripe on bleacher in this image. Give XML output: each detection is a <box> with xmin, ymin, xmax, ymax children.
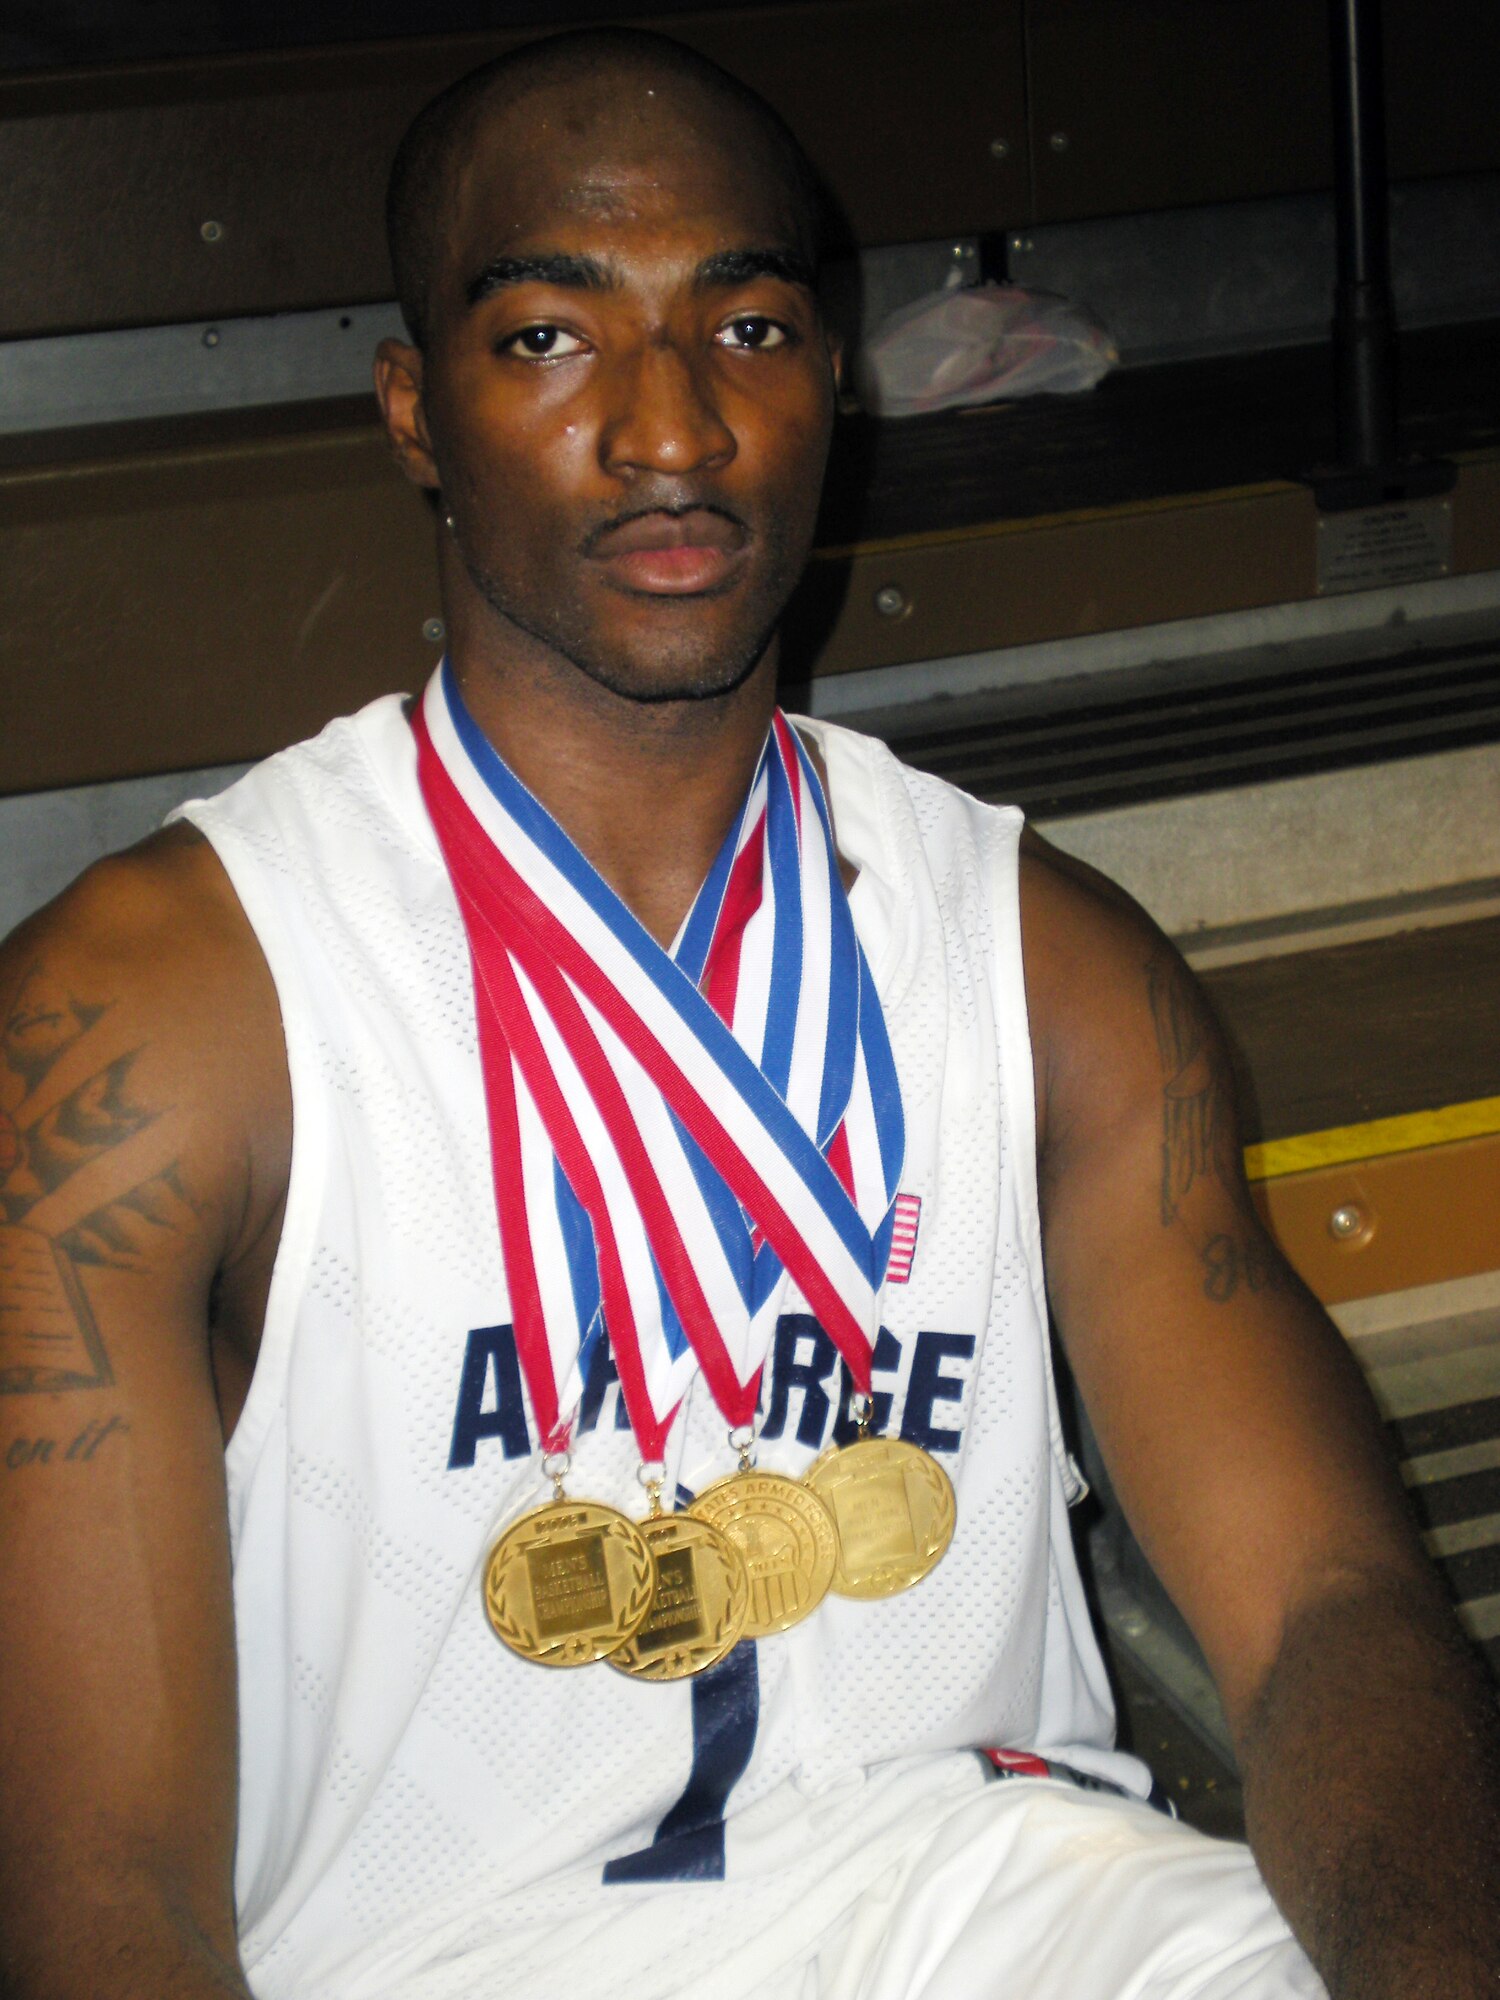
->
<box><xmin>1244</xmin><ymin>1096</ymin><xmax>1500</xmax><ymax>1183</ymax></box>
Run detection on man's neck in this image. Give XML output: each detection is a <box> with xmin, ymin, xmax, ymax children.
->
<box><xmin>451</xmin><ymin>645</ymin><xmax>778</xmax><ymax>952</ymax></box>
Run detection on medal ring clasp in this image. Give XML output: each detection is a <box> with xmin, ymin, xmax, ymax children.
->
<box><xmin>541</xmin><ymin>1447</ymin><xmax>572</xmax><ymax>1500</ymax></box>
<box><xmin>727</xmin><ymin>1423</ymin><xmax>757</xmax><ymax>1475</ymax></box>
<box><xmin>848</xmin><ymin>1391</ymin><xmax>873</xmax><ymax>1440</ymax></box>
<box><xmin>637</xmin><ymin>1459</ymin><xmax>667</xmax><ymax>1518</ymax></box>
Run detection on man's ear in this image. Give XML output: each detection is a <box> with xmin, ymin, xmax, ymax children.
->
<box><xmin>825</xmin><ymin>327</ymin><xmax>845</xmax><ymax>396</ymax></box>
<box><xmin>373</xmin><ymin>339</ymin><xmax>440</xmax><ymax>491</ymax></box>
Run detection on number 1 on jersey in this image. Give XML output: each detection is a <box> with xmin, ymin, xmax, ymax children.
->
<box><xmin>602</xmin><ymin>1642</ymin><xmax>760</xmax><ymax>1883</ymax></box>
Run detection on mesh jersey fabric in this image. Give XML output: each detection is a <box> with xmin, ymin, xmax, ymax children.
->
<box><xmin>176</xmin><ymin>695</ymin><xmax>1146</xmax><ymax>2000</ymax></box>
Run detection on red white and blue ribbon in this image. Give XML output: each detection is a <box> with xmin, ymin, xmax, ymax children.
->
<box><xmin>413</xmin><ymin>661</ymin><xmax>904</xmax><ymax>1461</ymax></box>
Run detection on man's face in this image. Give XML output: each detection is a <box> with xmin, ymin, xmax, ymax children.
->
<box><xmin>392</xmin><ymin>74</ymin><xmax>837</xmax><ymax>705</ymax></box>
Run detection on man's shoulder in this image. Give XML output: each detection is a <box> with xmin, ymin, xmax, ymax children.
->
<box><xmin>13</xmin><ymin>821</ymin><xmax>255</xmax><ymax>988</ymax></box>
<box><xmin>11</xmin><ymin>685</ymin><xmax>415</xmax><ymax>1009</ymax></box>
<box><xmin>1016</xmin><ymin>826</ymin><xmax>1226</xmax><ymax>1168</ymax></box>
<box><xmin>1</xmin><ymin>821</ymin><xmax>291</xmax><ymax>1272</ymax></box>
<box><xmin>1018</xmin><ymin>824</ymin><xmax>1160</xmax><ymax>959</ymax></box>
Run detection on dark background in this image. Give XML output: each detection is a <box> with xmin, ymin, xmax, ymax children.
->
<box><xmin>0</xmin><ymin>0</ymin><xmax>741</xmax><ymax>70</ymax></box>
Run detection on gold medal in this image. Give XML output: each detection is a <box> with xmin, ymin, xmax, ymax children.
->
<box><xmin>805</xmin><ymin>1433</ymin><xmax>956</xmax><ymax>1599</ymax></box>
<box><xmin>607</xmin><ymin>1513</ymin><xmax>750</xmax><ymax>1681</ymax></box>
<box><xmin>484</xmin><ymin>1497</ymin><xmax>656</xmax><ymax>1668</ymax></box>
<box><xmin>690</xmin><ymin>1469</ymin><xmax>838</xmax><ymax>1637</ymax></box>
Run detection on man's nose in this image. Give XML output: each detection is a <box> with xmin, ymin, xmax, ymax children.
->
<box><xmin>598</xmin><ymin>341</ymin><xmax>736</xmax><ymax>477</ymax></box>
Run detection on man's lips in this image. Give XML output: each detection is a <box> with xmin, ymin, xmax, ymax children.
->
<box><xmin>587</xmin><ymin>507</ymin><xmax>748</xmax><ymax>595</ymax></box>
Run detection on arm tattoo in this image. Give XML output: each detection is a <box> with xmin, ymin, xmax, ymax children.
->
<box><xmin>1145</xmin><ymin>955</ymin><xmax>1239</xmax><ymax>1228</ymax></box>
<box><xmin>0</xmin><ymin>1227</ymin><xmax>113</xmax><ymax>1393</ymax></box>
<box><xmin>2</xmin><ymin>962</ymin><xmax>107</xmax><ymax>1095</ymax></box>
<box><xmin>1144</xmin><ymin>957</ymin><xmax>1288</xmax><ymax>1304</ymax></box>
<box><xmin>1</xmin><ymin>963</ymin><xmax>198</xmax><ymax>1396</ymax></box>
<box><xmin>57</xmin><ymin>1165</ymin><xmax>199</xmax><ymax>1271</ymax></box>
<box><xmin>1201</xmin><ymin>1229</ymin><xmax>1283</xmax><ymax>1303</ymax></box>
<box><xmin>0</xmin><ymin>1048</ymin><xmax>155</xmax><ymax>1223</ymax></box>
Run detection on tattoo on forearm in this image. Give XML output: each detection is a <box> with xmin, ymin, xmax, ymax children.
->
<box><xmin>1</xmin><ymin>963</ymin><xmax>198</xmax><ymax>1396</ymax></box>
<box><xmin>1145</xmin><ymin>955</ymin><xmax>1238</xmax><ymax>1227</ymax></box>
<box><xmin>2</xmin><ymin>1414</ymin><xmax>129</xmax><ymax>1472</ymax></box>
<box><xmin>1201</xmin><ymin>1230</ymin><xmax>1285</xmax><ymax>1303</ymax></box>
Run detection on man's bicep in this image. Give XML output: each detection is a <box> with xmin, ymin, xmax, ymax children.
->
<box><xmin>1027</xmin><ymin>864</ymin><xmax>1430</xmax><ymax>1734</ymax></box>
<box><xmin>0</xmin><ymin>883</ymin><xmax>247</xmax><ymax>1982</ymax></box>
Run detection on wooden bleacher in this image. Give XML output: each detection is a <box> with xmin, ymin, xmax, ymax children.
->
<box><xmin>3</xmin><ymin>0</ymin><xmax>1500</xmax><ymax>788</ymax></box>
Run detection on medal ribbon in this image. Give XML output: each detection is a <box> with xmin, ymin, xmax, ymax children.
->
<box><xmin>413</xmin><ymin>663</ymin><xmax>904</xmax><ymax>1459</ymax></box>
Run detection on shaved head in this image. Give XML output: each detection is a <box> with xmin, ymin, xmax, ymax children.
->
<box><xmin>386</xmin><ymin>28</ymin><xmax>825</xmax><ymax>350</ymax></box>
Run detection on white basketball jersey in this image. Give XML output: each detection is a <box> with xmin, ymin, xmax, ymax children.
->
<box><xmin>178</xmin><ymin>695</ymin><xmax>1144</xmax><ymax>2000</ymax></box>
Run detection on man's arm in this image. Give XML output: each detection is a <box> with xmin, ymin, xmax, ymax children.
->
<box><xmin>1022</xmin><ymin>831</ymin><xmax>1500</xmax><ymax>1998</ymax></box>
<box><xmin>0</xmin><ymin>832</ymin><xmax>286</xmax><ymax>1999</ymax></box>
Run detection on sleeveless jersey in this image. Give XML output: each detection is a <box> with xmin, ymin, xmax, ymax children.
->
<box><xmin>178</xmin><ymin>695</ymin><xmax>1144</xmax><ymax>2000</ymax></box>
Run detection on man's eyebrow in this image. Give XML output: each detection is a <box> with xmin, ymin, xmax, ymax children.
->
<box><xmin>694</xmin><ymin>248</ymin><xmax>816</xmax><ymax>292</ymax></box>
<box><xmin>464</xmin><ymin>252</ymin><xmax>617</xmax><ymax>308</ymax></box>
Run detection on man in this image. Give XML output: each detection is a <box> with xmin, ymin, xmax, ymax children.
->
<box><xmin>1</xmin><ymin>28</ymin><xmax>1496</xmax><ymax>2000</ymax></box>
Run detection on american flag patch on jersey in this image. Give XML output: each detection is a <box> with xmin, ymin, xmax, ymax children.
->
<box><xmin>884</xmin><ymin>1193</ymin><xmax>922</xmax><ymax>1284</ymax></box>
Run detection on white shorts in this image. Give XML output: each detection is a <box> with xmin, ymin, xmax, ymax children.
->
<box><xmin>320</xmin><ymin>1759</ymin><xmax>1324</xmax><ymax>2000</ymax></box>
<box><xmin>739</xmin><ymin>1775</ymin><xmax>1326</xmax><ymax>2000</ymax></box>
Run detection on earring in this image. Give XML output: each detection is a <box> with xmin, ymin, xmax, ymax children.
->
<box><xmin>443</xmin><ymin>510</ymin><xmax>456</xmax><ymax>533</ymax></box>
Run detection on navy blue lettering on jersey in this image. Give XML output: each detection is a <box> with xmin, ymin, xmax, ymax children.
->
<box><xmin>447</xmin><ymin>1325</ymin><xmax>530</xmax><ymax>1467</ymax></box>
<box><xmin>759</xmin><ymin>1315</ymin><xmax>900</xmax><ymax>1447</ymax></box>
<box><xmin>448</xmin><ymin>1319</ymin><xmax>977</xmax><ymax>1468</ymax></box>
<box><xmin>902</xmin><ymin>1332</ymin><xmax>975</xmax><ymax>1450</ymax></box>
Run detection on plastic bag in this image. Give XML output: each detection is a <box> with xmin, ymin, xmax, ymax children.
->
<box><xmin>853</xmin><ymin>282</ymin><xmax>1117</xmax><ymax>418</ymax></box>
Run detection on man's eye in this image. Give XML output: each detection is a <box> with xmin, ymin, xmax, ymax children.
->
<box><xmin>501</xmin><ymin>325</ymin><xmax>586</xmax><ymax>360</ymax></box>
<box><xmin>717</xmin><ymin>316</ymin><xmax>789</xmax><ymax>351</ymax></box>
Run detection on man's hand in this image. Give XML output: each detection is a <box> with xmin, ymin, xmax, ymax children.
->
<box><xmin>0</xmin><ymin>830</ymin><xmax>285</xmax><ymax>1999</ymax></box>
<box><xmin>1022</xmin><ymin>830</ymin><xmax>1500</xmax><ymax>1997</ymax></box>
